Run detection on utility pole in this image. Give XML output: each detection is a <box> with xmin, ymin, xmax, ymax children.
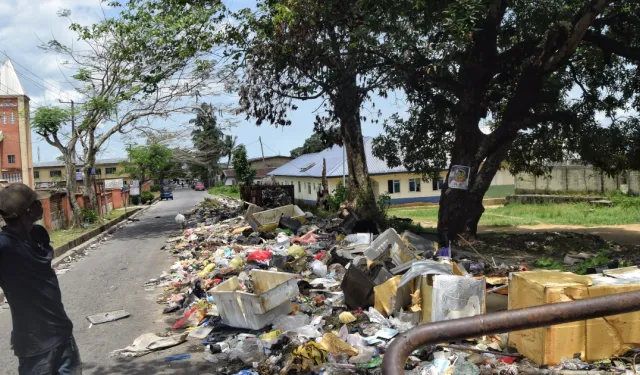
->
<box><xmin>37</xmin><ymin>146</ymin><xmax>40</xmax><ymax>162</ymax></box>
<box><xmin>259</xmin><ymin>136</ymin><xmax>267</xmax><ymax>178</ymax></box>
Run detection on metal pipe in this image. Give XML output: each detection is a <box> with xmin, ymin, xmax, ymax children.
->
<box><xmin>382</xmin><ymin>290</ymin><xmax>640</xmax><ymax>374</ymax></box>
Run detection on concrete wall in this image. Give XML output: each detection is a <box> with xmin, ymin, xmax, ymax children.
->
<box><xmin>515</xmin><ymin>166</ymin><xmax>640</xmax><ymax>194</ymax></box>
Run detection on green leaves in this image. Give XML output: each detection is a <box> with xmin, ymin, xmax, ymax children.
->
<box><xmin>31</xmin><ymin>106</ymin><xmax>73</xmax><ymax>137</ymax></box>
<box><xmin>232</xmin><ymin>145</ymin><xmax>257</xmax><ymax>186</ymax></box>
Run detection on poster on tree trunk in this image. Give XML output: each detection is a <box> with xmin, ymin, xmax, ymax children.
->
<box><xmin>448</xmin><ymin>165</ymin><xmax>470</xmax><ymax>190</ymax></box>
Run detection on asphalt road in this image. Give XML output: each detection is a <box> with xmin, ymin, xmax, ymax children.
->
<box><xmin>0</xmin><ymin>188</ymin><xmax>215</xmax><ymax>374</ymax></box>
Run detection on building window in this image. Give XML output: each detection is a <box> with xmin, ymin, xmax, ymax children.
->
<box><xmin>95</xmin><ymin>168</ymin><xmax>102</xmax><ymax>175</ymax></box>
<box><xmin>298</xmin><ymin>181</ymin><xmax>301</xmax><ymax>192</ymax></box>
<box><xmin>105</xmin><ymin>167</ymin><xmax>117</xmax><ymax>175</ymax></box>
<box><xmin>388</xmin><ymin>180</ymin><xmax>400</xmax><ymax>194</ymax></box>
<box><xmin>10</xmin><ymin>112</ymin><xmax>15</xmax><ymax>124</ymax></box>
<box><xmin>50</xmin><ymin>170</ymin><xmax>62</xmax><ymax>178</ymax></box>
<box><xmin>7</xmin><ymin>155</ymin><xmax>15</xmax><ymax>164</ymax></box>
<box><xmin>1</xmin><ymin>113</ymin><xmax>6</xmax><ymax>124</ymax></box>
<box><xmin>308</xmin><ymin>182</ymin><xmax>311</xmax><ymax>194</ymax></box>
<box><xmin>409</xmin><ymin>178</ymin><xmax>421</xmax><ymax>192</ymax></box>
<box><xmin>34</xmin><ymin>171</ymin><xmax>40</xmax><ymax>179</ymax></box>
<box><xmin>432</xmin><ymin>178</ymin><xmax>444</xmax><ymax>191</ymax></box>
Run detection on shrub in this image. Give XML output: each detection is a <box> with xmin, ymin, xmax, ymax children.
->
<box><xmin>150</xmin><ymin>184</ymin><xmax>161</xmax><ymax>192</ymax></box>
<box><xmin>141</xmin><ymin>191</ymin><xmax>154</xmax><ymax>204</ymax></box>
<box><xmin>131</xmin><ymin>195</ymin><xmax>140</xmax><ymax>205</ymax></box>
<box><xmin>81</xmin><ymin>207</ymin><xmax>99</xmax><ymax>224</ymax></box>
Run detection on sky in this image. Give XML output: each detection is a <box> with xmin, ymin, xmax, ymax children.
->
<box><xmin>0</xmin><ymin>0</ymin><xmax>407</xmax><ymax>163</ymax></box>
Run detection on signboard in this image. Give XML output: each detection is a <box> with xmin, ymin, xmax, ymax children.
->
<box><xmin>130</xmin><ymin>186</ymin><xmax>140</xmax><ymax>196</ymax></box>
<box><xmin>448</xmin><ymin>165</ymin><xmax>471</xmax><ymax>190</ymax></box>
<box><xmin>76</xmin><ymin>172</ymin><xmax>83</xmax><ymax>181</ymax></box>
<box><xmin>104</xmin><ymin>178</ymin><xmax>124</xmax><ymax>190</ymax></box>
<box><xmin>131</xmin><ymin>180</ymin><xmax>140</xmax><ymax>187</ymax></box>
<box><xmin>90</xmin><ymin>168</ymin><xmax>95</xmax><ymax>176</ymax></box>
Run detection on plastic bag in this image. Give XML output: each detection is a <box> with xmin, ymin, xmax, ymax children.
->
<box><xmin>311</xmin><ymin>260</ymin><xmax>328</xmax><ymax>277</ymax></box>
<box><xmin>364</xmin><ymin>307</ymin><xmax>390</xmax><ymax>327</ymax></box>
<box><xmin>246</xmin><ymin>250</ymin><xmax>272</xmax><ymax>263</ymax></box>
<box><xmin>229</xmin><ymin>337</ymin><xmax>264</xmax><ymax>365</ymax></box>
<box><xmin>272</xmin><ymin>313</ymin><xmax>310</xmax><ymax>332</ymax></box>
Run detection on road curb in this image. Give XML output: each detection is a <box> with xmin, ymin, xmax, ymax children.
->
<box><xmin>51</xmin><ymin>199</ymin><xmax>159</xmax><ymax>268</ymax></box>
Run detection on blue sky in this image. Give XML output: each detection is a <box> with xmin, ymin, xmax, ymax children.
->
<box><xmin>0</xmin><ymin>0</ymin><xmax>406</xmax><ymax>162</ymax></box>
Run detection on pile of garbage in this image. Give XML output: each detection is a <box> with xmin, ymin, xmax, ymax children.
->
<box><xmin>127</xmin><ymin>196</ymin><xmax>640</xmax><ymax>374</ymax></box>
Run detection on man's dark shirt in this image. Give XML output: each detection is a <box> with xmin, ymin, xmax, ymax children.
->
<box><xmin>0</xmin><ymin>225</ymin><xmax>73</xmax><ymax>357</ymax></box>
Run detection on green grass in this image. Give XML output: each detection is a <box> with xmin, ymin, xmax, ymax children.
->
<box><xmin>534</xmin><ymin>257</ymin><xmax>567</xmax><ymax>271</ymax></box>
<box><xmin>49</xmin><ymin>208</ymin><xmax>137</xmax><ymax>247</ymax></box>
<box><xmin>388</xmin><ymin>194</ymin><xmax>640</xmax><ymax>228</ymax></box>
<box><xmin>485</xmin><ymin>184</ymin><xmax>515</xmax><ymax>198</ymax></box>
<box><xmin>208</xmin><ymin>186</ymin><xmax>240</xmax><ymax>199</ymax></box>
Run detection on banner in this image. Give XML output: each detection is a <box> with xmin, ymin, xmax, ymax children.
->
<box><xmin>104</xmin><ymin>179</ymin><xmax>123</xmax><ymax>190</ymax></box>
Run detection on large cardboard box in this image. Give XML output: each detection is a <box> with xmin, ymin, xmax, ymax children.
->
<box><xmin>419</xmin><ymin>270</ymin><xmax>485</xmax><ymax>324</ymax></box>
<box><xmin>508</xmin><ymin>270</ymin><xmax>640</xmax><ymax>365</ymax></box>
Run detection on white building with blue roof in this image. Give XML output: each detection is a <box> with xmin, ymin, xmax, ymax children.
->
<box><xmin>268</xmin><ymin>137</ymin><xmax>515</xmax><ymax>205</ymax></box>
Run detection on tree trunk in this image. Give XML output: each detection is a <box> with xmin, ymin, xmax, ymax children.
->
<box><xmin>437</xmin><ymin>125</ymin><xmax>515</xmax><ymax>244</ymax></box>
<box><xmin>63</xmin><ymin>150</ymin><xmax>83</xmax><ymax>227</ymax></box>
<box><xmin>334</xmin><ymin>79</ymin><xmax>378</xmax><ymax>219</ymax></box>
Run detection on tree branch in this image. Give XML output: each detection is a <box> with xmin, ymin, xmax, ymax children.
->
<box><xmin>583</xmin><ymin>30</ymin><xmax>640</xmax><ymax>62</ymax></box>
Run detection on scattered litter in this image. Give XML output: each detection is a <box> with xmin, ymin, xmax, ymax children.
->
<box><xmin>138</xmin><ymin>194</ymin><xmax>640</xmax><ymax>374</ymax></box>
<box><xmin>86</xmin><ymin>310</ymin><xmax>130</xmax><ymax>325</ymax></box>
<box><xmin>110</xmin><ymin>332</ymin><xmax>188</xmax><ymax>357</ymax></box>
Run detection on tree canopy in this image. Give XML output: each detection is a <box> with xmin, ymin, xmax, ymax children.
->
<box><xmin>232</xmin><ymin>145</ymin><xmax>256</xmax><ymax>186</ymax></box>
<box><xmin>122</xmin><ymin>143</ymin><xmax>174</xmax><ymax>183</ymax></box>
<box><xmin>369</xmin><ymin>0</ymin><xmax>640</xmax><ymax>240</ymax></box>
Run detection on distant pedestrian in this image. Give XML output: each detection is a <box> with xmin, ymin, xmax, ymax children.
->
<box><xmin>0</xmin><ymin>184</ymin><xmax>81</xmax><ymax>375</ymax></box>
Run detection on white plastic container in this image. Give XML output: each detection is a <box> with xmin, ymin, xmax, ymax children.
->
<box><xmin>210</xmin><ymin>270</ymin><xmax>298</xmax><ymax>330</ymax></box>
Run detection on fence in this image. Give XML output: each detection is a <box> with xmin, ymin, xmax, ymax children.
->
<box><xmin>515</xmin><ymin>166</ymin><xmax>640</xmax><ymax>195</ymax></box>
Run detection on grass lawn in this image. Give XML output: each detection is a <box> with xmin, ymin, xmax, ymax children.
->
<box><xmin>49</xmin><ymin>207</ymin><xmax>139</xmax><ymax>247</ymax></box>
<box><xmin>389</xmin><ymin>195</ymin><xmax>640</xmax><ymax>227</ymax></box>
<box><xmin>484</xmin><ymin>184</ymin><xmax>515</xmax><ymax>198</ymax></box>
<box><xmin>208</xmin><ymin>186</ymin><xmax>240</xmax><ymax>199</ymax></box>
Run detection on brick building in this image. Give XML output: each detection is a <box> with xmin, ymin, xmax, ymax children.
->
<box><xmin>0</xmin><ymin>58</ymin><xmax>34</xmax><ymax>187</ymax></box>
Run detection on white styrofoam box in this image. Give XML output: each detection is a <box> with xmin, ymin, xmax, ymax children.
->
<box><xmin>210</xmin><ymin>270</ymin><xmax>298</xmax><ymax>330</ymax></box>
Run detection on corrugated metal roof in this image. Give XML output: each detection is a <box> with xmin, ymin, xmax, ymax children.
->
<box><xmin>269</xmin><ymin>137</ymin><xmax>409</xmax><ymax>178</ymax></box>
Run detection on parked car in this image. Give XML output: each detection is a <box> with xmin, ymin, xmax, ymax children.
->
<box><xmin>160</xmin><ymin>184</ymin><xmax>174</xmax><ymax>200</ymax></box>
<box><xmin>195</xmin><ymin>182</ymin><xmax>206</xmax><ymax>191</ymax></box>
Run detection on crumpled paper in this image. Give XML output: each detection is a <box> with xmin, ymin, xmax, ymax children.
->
<box><xmin>109</xmin><ymin>332</ymin><xmax>188</xmax><ymax>357</ymax></box>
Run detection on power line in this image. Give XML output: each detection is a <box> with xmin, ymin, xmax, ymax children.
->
<box><xmin>0</xmin><ymin>51</ymin><xmax>78</xmax><ymax>103</ymax></box>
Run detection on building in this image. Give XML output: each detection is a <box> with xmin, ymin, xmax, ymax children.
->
<box><xmin>34</xmin><ymin>158</ymin><xmax>130</xmax><ymax>189</ymax></box>
<box><xmin>0</xmin><ymin>59</ymin><xmax>34</xmax><ymax>186</ymax></box>
<box><xmin>269</xmin><ymin>137</ymin><xmax>515</xmax><ymax>204</ymax></box>
<box><xmin>224</xmin><ymin>155</ymin><xmax>294</xmax><ymax>186</ymax></box>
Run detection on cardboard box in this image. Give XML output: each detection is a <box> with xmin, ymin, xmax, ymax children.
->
<box><xmin>508</xmin><ymin>270</ymin><xmax>640</xmax><ymax>365</ymax></box>
<box><xmin>419</xmin><ymin>272</ymin><xmax>485</xmax><ymax>324</ymax></box>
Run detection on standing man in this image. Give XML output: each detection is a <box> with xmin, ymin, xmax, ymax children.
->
<box><xmin>0</xmin><ymin>184</ymin><xmax>81</xmax><ymax>374</ymax></box>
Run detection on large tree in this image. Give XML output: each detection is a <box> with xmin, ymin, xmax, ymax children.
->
<box><xmin>42</xmin><ymin>4</ymin><xmax>225</xmax><ymax>210</ymax></box>
<box><xmin>372</xmin><ymin>0</ymin><xmax>640</xmax><ymax>242</ymax></box>
<box><xmin>233</xmin><ymin>145</ymin><xmax>257</xmax><ymax>186</ymax></box>
<box><xmin>190</xmin><ymin>103</ymin><xmax>226</xmax><ymax>185</ymax></box>
<box><xmin>32</xmin><ymin>106</ymin><xmax>83</xmax><ymax>226</ymax></box>
<box><xmin>236</xmin><ymin>0</ymin><xmax>393</xmax><ymax>218</ymax></box>
<box><xmin>122</xmin><ymin>143</ymin><xmax>174</xmax><ymax>183</ymax></box>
